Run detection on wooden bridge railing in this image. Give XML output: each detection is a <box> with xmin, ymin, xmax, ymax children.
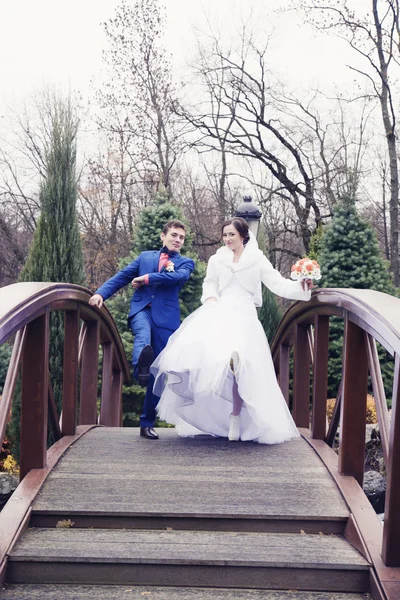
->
<box><xmin>0</xmin><ymin>282</ymin><xmax>130</xmax><ymax>481</ymax></box>
<box><xmin>271</xmin><ymin>288</ymin><xmax>400</xmax><ymax>568</ymax></box>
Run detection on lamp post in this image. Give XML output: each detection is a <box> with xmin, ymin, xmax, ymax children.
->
<box><xmin>234</xmin><ymin>196</ymin><xmax>262</xmax><ymax>238</ymax></box>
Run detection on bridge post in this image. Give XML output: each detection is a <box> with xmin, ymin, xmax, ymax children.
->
<box><xmin>382</xmin><ymin>353</ymin><xmax>400</xmax><ymax>566</ymax></box>
<box><xmin>312</xmin><ymin>315</ymin><xmax>329</xmax><ymax>439</ymax></box>
<box><xmin>100</xmin><ymin>342</ymin><xmax>114</xmax><ymax>426</ymax></box>
<box><xmin>293</xmin><ymin>324</ymin><xmax>311</xmax><ymax>428</ymax></box>
<box><xmin>62</xmin><ymin>310</ymin><xmax>80</xmax><ymax>436</ymax></box>
<box><xmin>20</xmin><ymin>311</ymin><xmax>50</xmax><ymax>480</ymax></box>
<box><xmin>339</xmin><ymin>316</ymin><xmax>368</xmax><ymax>487</ymax></box>
<box><xmin>278</xmin><ymin>344</ymin><xmax>290</xmax><ymax>405</ymax></box>
<box><xmin>79</xmin><ymin>320</ymin><xmax>100</xmax><ymax>425</ymax></box>
<box><xmin>110</xmin><ymin>370</ymin><xmax>123</xmax><ymax>427</ymax></box>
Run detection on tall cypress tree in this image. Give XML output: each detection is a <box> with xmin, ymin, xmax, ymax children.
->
<box><xmin>318</xmin><ymin>195</ymin><xmax>395</xmax><ymax>398</ymax></box>
<box><xmin>19</xmin><ymin>97</ymin><xmax>84</xmax><ymax>285</ymax></box>
<box><xmin>10</xmin><ymin>95</ymin><xmax>85</xmax><ymax>458</ymax></box>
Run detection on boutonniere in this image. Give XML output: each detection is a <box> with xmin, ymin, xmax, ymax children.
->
<box><xmin>165</xmin><ymin>260</ymin><xmax>175</xmax><ymax>272</ymax></box>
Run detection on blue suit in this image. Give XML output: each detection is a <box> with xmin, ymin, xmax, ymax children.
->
<box><xmin>96</xmin><ymin>250</ymin><xmax>195</xmax><ymax>427</ymax></box>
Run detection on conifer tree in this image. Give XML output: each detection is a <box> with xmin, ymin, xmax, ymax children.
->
<box><xmin>19</xmin><ymin>97</ymin><xmax>84</xmax><ymax>285</ymax></box>
<box><xmin>10</xmin><ymin>95</ymin><xmax>85</xmax><ymax>458</ymax></box>
<box><xmin>258</xmin><ymin>286</ymin><xmax>283</xmax><ymax>343</ymax></box>
<box><xmin>318</xmin><ymin>196</ymin><xmax>395</xmax><ymax>398</ymax></box>
<box><xmin>308</xmin><ymin>224</ymin><xmax>324</xmax><ymax>262</ymax></box>
<box><xmin>256</xmin><ymin>227</ymin><xmax>283</xmax><ymax>343</ymax></box>
<box><xmin>0</xmin><ymin>343</ymin><xmax>12</xmax><ymax>394</ymax></box>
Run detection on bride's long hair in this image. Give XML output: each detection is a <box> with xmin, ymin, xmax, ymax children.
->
<box><xmin>221</xmin><ymin>217</ymin><xmax>250</xmax><ymax>245</ymax></box>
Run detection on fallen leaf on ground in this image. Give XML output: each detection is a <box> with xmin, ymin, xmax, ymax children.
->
<box><xmin>56</xmin><ymin>519</ymin><xmax>74</xmax><ymax>528</ymax></box>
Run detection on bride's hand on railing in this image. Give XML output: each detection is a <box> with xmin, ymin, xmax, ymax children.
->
<box><xmin>301</xmin><ymin>279</ymin><xmax>315</xmax><ymax>291</ymax></box>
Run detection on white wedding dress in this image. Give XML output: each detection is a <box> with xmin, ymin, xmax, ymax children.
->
<box><xmin>152</xmin><ymin>263</ymin><xmax>300</xmax><ymax>444</ymax></box>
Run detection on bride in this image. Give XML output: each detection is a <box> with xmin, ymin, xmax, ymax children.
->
<box><xmin>151</xmin><ymin>217</ymin><xmax>313</xmax><ymax>444</ymax></box>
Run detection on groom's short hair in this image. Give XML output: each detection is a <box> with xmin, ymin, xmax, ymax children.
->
<box><xmin>163</xmin><ymin>220</ymin><xmax>186</xmax><ymax>234</ymax></box>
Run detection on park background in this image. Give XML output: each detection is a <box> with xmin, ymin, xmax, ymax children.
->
<box><xmin>0</xmin><ymin>0</ymin><xmax>399</xmax><ymax>470</ymax></box>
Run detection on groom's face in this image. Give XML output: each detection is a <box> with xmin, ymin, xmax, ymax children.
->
<box><xmin>160</xmin><ymin>226</ymin><xmax>186</xmax><ymax>252</ymax></box>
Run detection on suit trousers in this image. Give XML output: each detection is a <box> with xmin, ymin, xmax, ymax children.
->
<box><xmin>130</xmin><ymin>307</ymin><xmax>174</xmax><ymax>427</ymax></box>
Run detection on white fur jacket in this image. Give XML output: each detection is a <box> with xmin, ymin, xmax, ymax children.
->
<box><xmin>201</xmin><ymin>242</ymin><xmax>311</xmax><ymax>306</ymax></box>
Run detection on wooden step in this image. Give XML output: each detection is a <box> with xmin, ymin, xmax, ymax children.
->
<box><xmin>7</xmin><ymin>528</ymin><xmax>370</xmax><ymax>592</ymax></box>
<box><xmin>0</xmin><ymin>584</ymin><xmax>372</xmax><ymax>600</ymax></box>
<box><xmin>31</xmin><ymin>429</ymin><xmax>349</xmax><ymax>535</ymax></box>
<box><xmin>29</xmin><ymin>512</ymin><xmax>346</xmax><ymax>535</ymax></box>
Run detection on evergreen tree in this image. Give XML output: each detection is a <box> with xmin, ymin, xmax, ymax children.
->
<box><xmin>318</xmin><ymin>196</ymin><xmax>395</xmax><ymax>398</ymax></box>
<box><xmin>256</xmin><ymin>226</ymin><xmax>283</xmax><ymax>343</ymax></box>
<box><xmin>19</xmin><ymin>97</ymin><xmax>84</xmax><ymax>286</ymax></box>
<box><xmin>0</xmin><ymin>343</ymin><xmax>12</xmax><ymax>395</ymax></box>
<box><xmin>258</xmin><ymin>286</ymin><xmax>283</xmax><ymax>343</ymax></box>
<box><xmin>10</xmin><ymin>95</ymin><xmax>85</xmax><ymax>458</ymax></box>
<box><xmin>107</xmin><ymin>188</ymin><xmax>206</xmax><ymax>425</ymax></box>
<box><xmin>308</xmin><ymin>224</ymin><xmax>324</xmax><ymax>262</ymax></box>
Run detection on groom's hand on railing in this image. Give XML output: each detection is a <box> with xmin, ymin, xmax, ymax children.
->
<box><xmin>89</xmin><ymin>294</ymin><xmax>104</xmax><ymax>309</ymax></box>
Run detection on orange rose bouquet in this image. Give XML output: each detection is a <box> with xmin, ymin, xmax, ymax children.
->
<box><xmin>290</xmin><ymin>257</ymin><xmax>321</xmax><ymax>281</ymax></box>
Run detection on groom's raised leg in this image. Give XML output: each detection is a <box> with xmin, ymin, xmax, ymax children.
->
<box><xmin>130</xmin><ymin>308</ymin><xmax>152</xmax><ymax>382</ymax></box>
<box><xmin>137</xmin><ymin>345</ymin><xmax>154</xmax><ymax>387</ymax></box>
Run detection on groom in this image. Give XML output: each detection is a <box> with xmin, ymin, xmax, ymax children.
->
<box><xmin>89</xmin><ymin>220</ymin><xmax>195</xmax><ymax>439</ymax></box>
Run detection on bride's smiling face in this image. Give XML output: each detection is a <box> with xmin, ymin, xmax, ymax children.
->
<box><xmin>222</xmin><ymin>224</ymin><xmax>245</xmax><ymax>253</ymax></box>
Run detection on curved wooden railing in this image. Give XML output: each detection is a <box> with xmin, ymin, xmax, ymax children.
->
<box><xmin>271</xmin><ymin>288</ymin><xmax>400</xmax><ymax>568</ymax></box>
<box><xmin>0</xmin><ymin>282</ymin><xmax>130</xmax><ymax>481</ymax></box>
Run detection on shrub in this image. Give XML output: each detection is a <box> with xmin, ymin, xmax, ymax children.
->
<box><xmin>326</xmin><ymin>395</ymin><xmax>377</xmax><ymax>425</ymax></box>
<box><xmin>1</xmin><ymin>434</ymin><xmax>20</xmax><ymax>476</ymax></box>
<box><xmin>1</xmin><ymin>455</ymin><xmax>20</xmax><ymax>476</ymax></box>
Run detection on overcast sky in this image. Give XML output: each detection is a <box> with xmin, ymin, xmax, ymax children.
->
<box><xmin>0</xmin><ymin>0</ymin><xmax>358</xmax><ymax>115</ymax></box>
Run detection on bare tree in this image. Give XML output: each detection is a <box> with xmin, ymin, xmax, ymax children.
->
<box><xmin>173</xmin><ymin>162</ymin><xmax>245</xmax><ymax>261</ymax></box>
<box><xmin>0</xmin><ymin>207</ymin><xmax>30</xmax><ymax>286</ymax></box>
<box><xmin>78</xmin><ymin>124</ymin><xmax>144</xmax><ymax>287</ymax></box>
<box><xmin>291</xmin><ymin>0</ymin><xmax>400</xmax><ymax>282</ymax></box>
<box><xmin>361</xmin><ymin>148</ymin><xmax>391</xmax><ymax>259</ymax></box>
<box><xmin>274</xmin><ymin>93</ymin><xmax>373</xmax><ymax>208</ymax></box>
<box><xmin>96</xmin><ymin>0</ymin><xmax>186</xmax><ymax>199</ymax></box>
<box><xmin>181</xmin><ymin>31</ymin><xmax>333</xmax><ymax>252</ymax></box>
<box><xmin>183</xmin><ymin>27</ymin><xmax>375</xmax><ymax>255</ymax></box>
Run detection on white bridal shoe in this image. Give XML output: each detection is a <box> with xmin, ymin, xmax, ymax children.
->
<box><xmin>228</xmin><ymin>414</ymin><xmax>240</xmax><ymax>441</ymax></box>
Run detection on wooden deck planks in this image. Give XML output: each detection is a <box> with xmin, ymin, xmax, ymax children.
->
<box><xmin>10</xmin><ymin>529</ymin><xmax>369</xmax><ymax>570</ymax></box>
<box><xmin>0</xmin><ymin>584</ymin><xmax>372</xmax><ymax>600</ymax></box>
<box><xmin>6</xmin><ymin>428</ymin><xmax>375</xmax><ymax>595</ymax></box>
<box><xmin>32</xmin><ymin>428</ymin><xmax>349</xmax><ymax>520</ymax></box>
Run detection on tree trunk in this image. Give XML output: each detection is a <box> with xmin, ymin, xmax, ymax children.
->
<box><xmin>373</xmin><ymin>0</ymin><xmax>399</xmax><ymax>284</ymax></box>
<box><xmin>387</xmin><ymin>132</ymin><xmax>399</xmax><ymax>284</ymax></box>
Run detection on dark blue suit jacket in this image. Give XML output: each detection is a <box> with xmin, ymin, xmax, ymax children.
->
<box><xmin>95</xmin><ymin>250</ymin><xmax>195</xmax><ymax>330</ymax></box>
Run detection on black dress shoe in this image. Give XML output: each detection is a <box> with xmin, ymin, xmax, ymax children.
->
<box><xmin>140</xmin><ymin>427</ymin><xmax>159</xmax><ymax>439</ymax></box>
<box><xmin>137</xmin><ymin>344</ymin><xmax>154</xmax><ymax>387</ymax></box>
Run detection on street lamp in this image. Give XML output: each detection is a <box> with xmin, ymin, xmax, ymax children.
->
<box><xmin>234</xmin><ymin>195</ymin><xmax>262</xmax><ymax>238</ymax></box>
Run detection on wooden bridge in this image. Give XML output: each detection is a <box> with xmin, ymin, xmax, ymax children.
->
<box><xmin>0</xmin><ymin>283</ymin><xmax>400</xmax><ymax>600</ymax></box>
